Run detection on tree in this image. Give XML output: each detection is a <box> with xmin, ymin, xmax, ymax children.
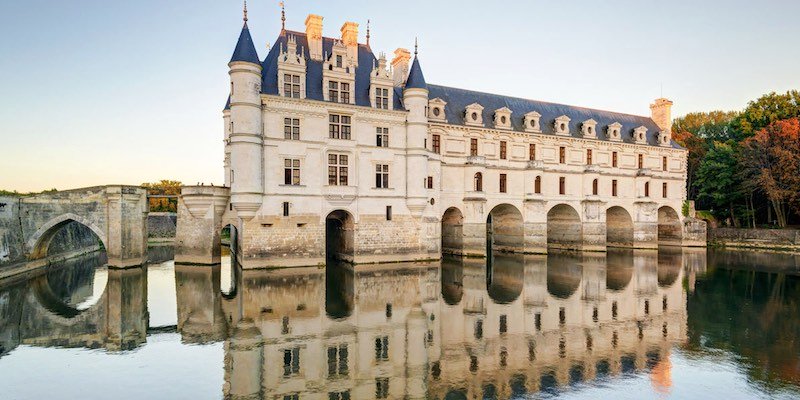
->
<box><xmin>695</xmin><ymin>141</ymin><xmax>745</xmax><ymax>226</ymax></box>
<box><xmin>731</xmin><ymin>91</ymin><xmax>800</xmax><ymax>139</ymax></box>
<box><xmin>740</xmin><ymin>118</ymin><xmax>800</xmax><ymax>227</ymax></box>
<box><xmin>141</xmin><ymin>180</ymin><xmax>182</xmax><ymax>212</ymax></box>
<box><xmin>672</xmin><ymin>111</ymin><xmax>738</xmax><ymax>200</ymax></box>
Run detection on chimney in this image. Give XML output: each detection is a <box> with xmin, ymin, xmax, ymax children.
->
<box><xmin>391</xmin><ymin>48</ymin><xmax>411</xmax><ymax>87</ymax></box>
<box><xmin>340</xmin><ymin>22</ymin><xmax>359</xmax><ymax>63</ymax></box>
<box><xmin>305</xmin><ymin>14</ymin><xmax>323</xmax><ymax>61</ymax></box>
<box><xmin>650</xmin><ymin>98</ymin><xmax>673</xmax><ymax>133</ymax></box>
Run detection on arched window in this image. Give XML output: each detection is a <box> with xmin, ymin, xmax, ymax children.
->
<box><xmin>559</xmin><ymin>177</ymin><xmax>566</xmax><ymax>195</ymax></box>
<box><xmin>592</xmin><ymin>179</ymin><xmax>598</xmax><ymax>195</ymax></box>
<box><xmin>644</xmin><ymin>182</ymin><xmax>650</xmax><ymax>197</ymax></box>
<box><xmin>474</xmin><ymin>172</ymin><xmax>483</xmax><ymax>192</ymax></box>
<box><xmin>534</xmin><ymin>176</ymin><xmax>541</xmax><ymax>194</ymax></box>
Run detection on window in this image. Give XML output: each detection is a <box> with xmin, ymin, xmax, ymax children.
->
<box><xmin>612</xmin><ymin>301</ymin><xmax>618</xmax><ymax>320</ymax></box>
<box><xmin>284</xmin><ymin>394</ymin><xmax>299</xmax><ymax>400</ymax></box>
<box><xmin>433</xmin><ymin>107</ymin><xmax>441</xmax><ymax>116</ymax></box>
<box><xmin>283</xmin><ymin>74</ymin><xmax>301</xmax><ymax>98</ymax></box>
<box><xmin>375</xmin><ymin>336</ymin><xmax>389</xmax><ymax>361</ymax></box>
<box><xmin>328</xmin><ymin>81</ymin><xmax>350</xmax><ymax>104</ymax></box>
<box><xmin>559</xmin><ymin>177</ymin><xmax>565</xmax><ymax>195</ymax></box>
<box><xmin>329</xmin><ymin>114</ymin><xmax>351</xmax><ymax>139</ymax></box>
<box><xmin>592</xmin><ymin>179</ymin><xmax>598</xmax><ymax>195</ymax></box>
<box><xmin>559</xmin><ymin>307</ymin><xmax>566</xmax><ymax>325</ymax></box>
<box><xmin>612</xmin><ymin>179</ymin><xmax>618</xmax><ymax>196</ymax></box>
<box><xmin>612</xmin><ymin>151</ymin><xmax>618</xmax><ymax>167</ymax></box>
<box><xmin>386</xmin><ymin>206</ymin><xmax>392</xmax><ymax>221</ymax></box>
<box><xmin>283</xmin><ymin>202</ymin><xmax>289</xmax><ymax>217</ymax></box>
<box><xmin>499</xmin><ymin>315</ymin><xmax>508</xmax><ymax>334</ymax></box>
<box><xmin>475</xmin><ymin>320</ymin><xmax>483</xmax><ymax>339</ymax></box>
<box><xmin>534</xmin><ymin>313</ymin><xmax>542</xmax><ymax>331</ymax></box>
<box><xmin>375</xmin><ymin>164</ymin><xmax>389</xmax><ymax>188</ymax></box>
<box><xmin>500</xmin><ymin>141</ymin><xmax>507</xmax><ymax>159</ymax></box>
<box><xmin>644</xmin><ymin>299</ymin><xmax>650</xmax><ymax>315</ymax></box>
<box><xmin>375</xmin><ymin>87</ymin><xmax>389</xmax><ymax>109</ymax></box>
<box><xmin>282</xmin><ymin>316</ymin><xmax>290</xmax><ymax>334</ymax></box>
<box><xmin>283</xmin><ymin>347</ymin><xmax>300</xmax><ymax>376</ymax></box>
<box><xmin>376</xmin><ymin>378</ymin><xmax>390</xmax><ymax>399</ymax></box>
<box><xmin>470</xmin><ymin>138</ymin><xmax>478</xmax><ymax>156</ymax></box>
<box><xmin>432</xmin><ymin>134</ymin><xmax>441</xmax><ymax>154</ymax></box>
<box><xmin>328</xmin><ymin>154</ymin><xmax>348</xmax><ymax>186</ymax></box>
<box><xmin>386</xmin><ymin>303</ymin><xmax>392</xmax><ymax>318</ymax></box>
<box><xmin>529</xmin><ymin>143</ymin><xmax>536</xmax><ymax>160</ymax></box>
<box><xmin>474</xmin><ymin>172</ymin><xmax>483</xmax><ymax>192</ymax></box>
<box><xmin>336</xmin><ymin>55</ymin><xmax>343</xmax><ymax>67</ymax></box>
<box><xmin>662</xmin><ymin>156</ymin><xmax>668</xmax><ymax>171</ymax></box>
<box><xmin>559</xmin><ymin>147</ymin><xmax>566</xmax><ymax>163</ymax></box>
<box><xmin>499</xmin><ymin>174</ymin><xmax>507</xmax><ymax>193</ymax></box>
<box><xmin>662</xmin><ymin>182</ymin><xmax>668</xmax><ymax>198</ymax></box>
<box><xmin>376</xmin><ymin>127</ymin><xmax>389</xmax><ymax>147</ymax></box>
<box><xmin>329</xmin><ymin>391</ymin><xmax>350</xmax><ymax>400</ymax></box>
<box><xmin>284</xmin><ymin>118</ymin><xmax>300</xmax><ymax>140</ymax></box>
<box><xmin>534</xmin><ymin>176</ymin><xmax>541</xmax><ymax>194</ymax></box>
<box><xmin>638</xmin><ymin>154</ymin><xmax>644</xmax><ymax>169</ymax></box>
<box><xmin>426</xmin><ymin>176</ymin><xmax>433</xmax><ymax>189</ymax></box>
<box><xmin>327</xmin><ymin>344</ymin><xmax>349</xmax><ymax>377</ymax></box>
<box><xmin>644</xmin><ymin>182</ymin><xmax>650</xmax><ymax>197</ymax></box>
<box><xmin>284</xmin><ymin>159</ymin><xmax>300</xmax><ymax>185</ymax></box>
<box><xmin>587</xmin><ymin>149</ymin><xmax>593</xmax><ymax>165</ymax></box>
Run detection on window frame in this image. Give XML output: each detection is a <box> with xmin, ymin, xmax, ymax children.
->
<box><xmin>284</xmin><ymin>117</ymin><xmax>300</xmax><ymax>140</ymax></box>
<box><xmin>328</xmin><ymin>154</ymin><xmax>349</xmax><ymax>186</ymax></box>
<box><xmin>284</xmin><ymin>158</ymin><xmax>301</xmax><ymax>185</ymax></box>
<box><xmin>329</xmin><ymin>114</ymin><xmax>352</xmax><ymax>140</ymax></box>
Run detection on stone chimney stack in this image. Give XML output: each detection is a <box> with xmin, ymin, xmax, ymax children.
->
<box><xmin>305</xmin><ymin>14</ymin><xmax>323</xmax><ymax>61</ymax></box>
<box><xmin>391</xmin><ymin>48</ymin><xmax>411</xmax><ymax>87</ymax></box>
<box><xmin>650</xmin><ymin>98</ymin><xmax>673</xmax><ymax>133</ymax></box>
<box><xmin>340</xmin><ymin>22</ymin><xmax>359</xmax><ymax>63</ymax></box>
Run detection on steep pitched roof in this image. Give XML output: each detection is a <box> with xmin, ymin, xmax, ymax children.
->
<box><xmin>427</xmin><ymin>84</ymin><xmax>682</xmax><ymax>148</ymax></box>
<box><xmin>405</xmin><ymin>57</ymin><xmax>427</xmax><ymax>89</ymax></box>
<box><xmin>230</xmin><ymin>23</ymin><xmax>260</xmax><ymax>64</ymax></box>
<box><xmin>223</xmin><ymin>95</ymin><xmax>231</xmax><ymax>111</ymax></box>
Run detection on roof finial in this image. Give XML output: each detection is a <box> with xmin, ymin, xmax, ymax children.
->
<box><xmin>243</xmin><ymin>0</ymin><xmax>248</xmax><ymax>24</ymax></box>
<box><xmin>414</xmin><ymin>37</ymin><xmax>418</xmax><ymax>56</ymax></box>
<box><xmin>280</xmin><ymin>1</ymin><xmax>286</xmax><ymax>31</ymax></box>
<box><xmin>366</xmin><ymin>19</ymin><xmax>371</xmax><ymax>46</ymax></box>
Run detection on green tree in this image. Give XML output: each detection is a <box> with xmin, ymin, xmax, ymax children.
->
<box><xmin>695</xmin><ymin>141</ymin><xmax>745</xmax><ymax>226</ymax></box>
<box><xmin>672</xmin><ymin>111</ymin><xmax>738</xmax><ymax>200</ymax></box>
<box><xmin>730</xmin><ymin>90</ymin><xmax>800</xmax><ymax>139</ymax></box>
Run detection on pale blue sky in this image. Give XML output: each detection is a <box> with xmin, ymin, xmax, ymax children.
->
<box><xmin>1</xmin><ymin>0</ymin><xmax>798</xmax><ymax>192</ymax></box>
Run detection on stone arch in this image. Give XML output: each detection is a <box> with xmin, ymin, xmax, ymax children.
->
<box><xmin>546</xmin><ymin>252</ymin><xmax>582</xmax><ymax>299</ymax></box>
<box><xmin>326</xmin><ymin>210</ymin><xmax>355</xmax><ymax>262</ymax></box>
<box><xmin>657</xmin><ymin>247</ymin><xmax>682</xmax><ymax>287</ymax></box>
<box><xmin>547</xmin><ymin>204</ymin><xmax>582</xmax><ymax>249</ymax></box>
<box><xmin>441</xmin><ymin>207</ymin><xmax>464</xmax><ymax>255</ymax></box>
<box><xmin>606</xmin><ymin>206</ymin><xmax>634</xmax><ymax>247</ymax></box>
<box><xmin>657</xmin><ymin>206</ymin><xmax>682</xmax><ymax>246</ymax></box>
<box><xmin>27</xmin><ymin>213</ymin><xmax>107</xmax><ymax>260</ymax></box>
<box><xmin>487</xmin><ymin>204</ymin><xmax>524</xmax><ymax>253</ymax></box>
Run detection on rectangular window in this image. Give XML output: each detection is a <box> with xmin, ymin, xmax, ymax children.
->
<box><xmin>663</xmin><ymin>156</ymin><xmax>668</xmax><ymax>171</ymax></box>
<box><xmin>375</xmin><ymin>164</ymin><xmax>389</xmax><ymax>188</ymax></box>
<box><xmin>500</xmin><ymin>141</ymin><xmax>507</xmax><ymax>159</ymax></box>
<box><xmin>341</xmin><ymin>83</ymin><xmax>350</xmax><ymax>104</ymax></box>
<box><xmin>534</xmin><ymin>176</ymin><xmax>541</xmax><ymax>194</ymax></box>
<box><xmin>638</xmin><ymin>154</ymin><xmax>644</xmax><ymax>169</ymax></box>
<box><xmin>612</xmin><ymin>179</ymin><xmax>618</xmax><ymax>197</ymax></box>
<box><xmin>283</xmin><ymin>74</ymin><xmax>301</xmax><ymax>98</ymax></box>
<box><xmin>587</xmin><ymin>149</ymin><xmax>593</xmax><ymax>165</ymax></box>
<box><xmin>592</xmin><ymin>179</ymin><xmax>598</xmax><ymax>195</ymax></box>
<box><xmin>328</xmin><ymin>391</ymin><xmax>350</xmax><ymax>400</ymax></box>
<box><xmin>559</xmin><ymin>147</ymin><xmax>566</xmax><ymax>164</ymax></box>
<box><xmin>499</xmin><ymin>315</ymin><xmax>508</xmax><ymax>334</ymax></box>
<box><xmin>559</xmin><ymin>177</ymin><xmax>565</xmax><ymax>195</ymax></box>
<box><xmin>376</xmin><ymin>127</ymin><xmax>389</xmax><ymax>147</ymax></box>
<box><xmin>328</xmin><ymin>154</ymin><xmax>348</xmax><ymax>186</ymax></box>
<box><xmin>328</xmin><ymin>81</ymin><xmax>350</xmax><ymax>103</ymax></box>
<box><xmin>470</xmin><ymin>138</ymin><xmax>478</xmax><ymax>156</ymax></box>
<box><xmin>376</xmin><ymin>378</ymin><xmax>389</xmax><ymax>399</ymax></box>
<box><xmin>426</xmin><ymin>176</ymin><xmax>433</xmax><ymax>189</ymax></box>
<box><xmin>612</xmin><ymin>151</ymin><xmax>618</xmax><ymax>167</ymax></box>
<box><xmin>375</xmin><ymin>336</ymin><xmax>389</xmax><ymax>361</ymax></box>
<box><xmin>283</xmin><ymin>347</ymin><xmax>300</xmax><ymax>376</ymax></box>
<box><xmin>662</xmin><ymin>182</ymin><xmax>668</xmax><ymax>198</ymax></box>
<box><xmin>529</xmin><ymin>143</ymin><xmax>536</xmax><ymax>160</ymax></box>
<box><xmin>645</xmin><ymin>182</ymin><xmax>650</xmax><ymax>197</ymax></box>
<box><xmin>329</xmin><ymin>114</ymin><xmax>351</xmax><ymax>139</ymax></box>
<box><xmin>386</xmin><ymin>205</ymin><xmax>392</xmax><ymax>221</ymax></box>
<box><xmin>328</xmin><ymin>81</ymin><xmax>339</xmax><ymax>103</ymax></box>
<box><xmin>336</xmin><ymin>55</ymin><xmax>343</xmax><ymax>67</ymax></box>
<box><xmin>282</xmin><ymin>201</ymin><xmax>289</xmax><ymax>217</ymax></box>
<box><xmin>327</xmin><ymin>344</ymin><xmax>349</xmax><ymax>377</ymax></box>
<box><xmin>474</xmin><ymin>320</ymin><xmax>483</xmax><ymax>339</ymax></box>
<box><xmin>534</xmin><ymin>313</ymin><xmax>542</xmax><ymax>331</ymax></box>
<box><xmin>284</xmin><ymin>159</ymin><xmax>300</xmax><ymax>185</ymax></box>
<box><xmin>284</xmin><ymin>118</ymin><xmax>300</xmax><ymax>140</ymax></box>
<box><xmin>499</xmin><ymin>174</ymin><xmax>507</xmax><ymax>193</ymax></box>
<box><xmin>432</xmin><ymin>134</ymin><xmax>441</xmax><ymax>154</ymax></box>
<box><xmin>375</xmin><ymin>87</ymin><xmax>389</xmax><ymax>109</ymax></box>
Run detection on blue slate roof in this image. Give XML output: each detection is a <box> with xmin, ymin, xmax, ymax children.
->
<box><xmin>427</xmin><ymin>85</ymin><xmax>681</xmax><ymax>148</ymax></box>
<box><xmin>223</xmin><ymin>95</ymin><xmax>230</xmax><ymax>111</ymax></box>
<box><xmin>260</xmin><ymin>30</ymin><xmax>404</xmax><ymax>110</ymax></box>
<box><xmin>230</xmin><ymin>23</ymin><xmax>260</xmax><ymax>64</ymax></box>
<box><xmin>405</xmin><ymin>57</ymin><xmax>426</xmax><ymax>89</ymax></box>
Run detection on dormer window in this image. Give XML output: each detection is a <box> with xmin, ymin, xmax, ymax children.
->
<box><xmin>464</xmin><ymin>103</ymin><xmax>484</xmax><ymax>127</ymax></box>
<box><xmin>336</xmin><ymin>55</ymin><xmax>343</xmax><ymax>68</ymax></box>
<box><xmin>554</xmin><ymin>115</ymin><xmax>571</xmax><ymax>136</ymax></box>
<box><xmin>323</xmin><ymin>40</ymin><xmax>356</xmax><ymax>104</ymax></box>
<box><xmin>582</xmin><ymin>119</ymin><xmax>598</xmax><ymax>138</ymax></box>
<box><xmin>658</xmin><ymin>131</ymin><xmax>671</xmax><ymax>147</ymax></box>
<box><xmin>494</xmin><ymin>107</ymin><xmax>512</xmax><ymax>130</ymax></box>
<box><xmin>428</xmin><ymin>98</ymin><xmax>448</xmax><ymax>121</ymax></box>
<box><xmin>277</xmin><ymin>35</ymin><xmax>307</xmax><ymax>99</ymax></box>
<box><xmin>607</xmin><ymin>122</ymin><xmax>622</xmax><ymax>141</ymax></box>
<box><xmin>634</xmin><ymin>126</ymin><xmax>648</xmax><ymax>144</ymax></box>
<box><xmin>524</xmin><ymin>111</ymin><xmax>542</xmax><ymax>133</ymax></box>
<box><xmin>375</xmin><ymin>88</ymin><xmax>389</xmax><ymax>109</ymax></box>
<box><xmin>370</xmin><ymin>53</ymin><xmax>393</xmax><ymax>110</ymax></box>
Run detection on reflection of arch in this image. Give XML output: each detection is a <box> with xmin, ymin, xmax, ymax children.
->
<box><xmin>441</xmin><ymin>207</ymin><xmax>464</xmax><ymax>255</ymax></box>
<box><xmin>606</xmin><ymin>248</ymin><xmax>633</xmax><ymax>291</ymax></box>
<box><xmin>657</xmin><ymin>248</ymin><xmax>682</xmax><ymax>287</ymax></box>
<box><xmin>444</xmin><ymin>390</ymin><xmax>468</xmax><ymax>400</ymax></box>
<box><xmin>487</xmin><ymin>253</ymin><xmax>523</xmax><ymax>304</ymax></box>
<box><xmin>326</xmin><ymin>210</ymin><xmax>355</xmax><ymax>262</ymax></box>
<box><xmin>546</xmin><ymin>253</ymin><xmax>582</xmax><ymax>299</ymax></box>
<box><xmin>31</xmin><ymin>254</ymin><xmax>107</xmax><ymax>318</ymax></box>
<box><xmin>325</xmin><ymin>259</ymin><xmax>354</xmax><ymax>319</ymax></box>
<box><xmin>658</xmin><ymin>206</ymin><xmax>682</xmax><ymax>246</ymax></box>
<box><xmin>441</xmin><ymin>255</ymin><xmax>464</xmax><ymax>305</ymax></box>
<box><xmin>220</xmin><ymin>224</ymin><xmax>238</xmax><ymax>299</ymax></box>
<box><xmin>28</xmin><ymin>214</ymin><xmax>106</xmax><ymax>259</ymax></box>
<box><xmin>547</xmin><ymin>204</ymin><xmax>582</xmax><ymax>249</ymax></box>
<box><xmin>606</xmin><ymin>206</ymin><xmax>634</xmax><ymax>247</ymax></box>
<box><xmin>487</xmin><ymin>204</ymin><xmax>524</xmax><ymax>253</ymax></box>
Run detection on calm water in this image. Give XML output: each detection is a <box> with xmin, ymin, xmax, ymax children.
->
<box><xmin>0</xmin><ymin>247</ymin><xmax>799</xmax><ymax>399</ymax></box>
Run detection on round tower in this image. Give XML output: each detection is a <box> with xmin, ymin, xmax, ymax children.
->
<box><xmin>403</xmin><ymin>46</ymin><xmax>430</xmax><ymax>215</ymax></box>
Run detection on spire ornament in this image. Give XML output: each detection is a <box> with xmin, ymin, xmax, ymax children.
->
<box><xmin>414</xmin><ymin>37</ymin><xmax>418</xmax><ymax>56</ymax></box>
<box><xmin>243</xmin><ymin>0</ymin><xmax>248</xmax><ymax>24</ymax></box>
<box><xmin>280</xmin><ymin>2</ymin><xmax>286</xmax><ymax>31</ymax></box>
<box><xmin>366</xmin><ymin>19</ymin><xmax>371</xmax><ymax>46</ymax></box>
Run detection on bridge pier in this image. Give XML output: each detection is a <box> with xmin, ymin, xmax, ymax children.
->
<box><xmin>175</xmin><ymin>186</ymin><xmax>231</xmax><ymax>265</ymax></box>
<box><xmin>105</xmin><ymin>186</ymin><xmax>148</xmax><ymax>268</ymax></box>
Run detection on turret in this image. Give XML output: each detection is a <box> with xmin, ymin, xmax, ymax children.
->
<box><xmin>650</xmin><ymin>98</ymin><xmax>673</xmax><ymax>147</ymax></box>
<box><xmin>403</xmin><ymin>44</ymin><xmax>429</xmax><ymax>215</ymax></box>
<box><xmin>227</xmin><ymin>5</ymin><xmax>263</xmax><ymax>220</ymax></box>
<box><xmin>223</xmin><ymin>96</ymin><xmax>232</xmax><ymax>186</ymax></box>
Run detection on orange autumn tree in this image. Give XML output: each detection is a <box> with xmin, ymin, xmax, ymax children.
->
<box><xmin>740</xmin><ymin>118</ymin><xmax>800</xmax><ymax>227</ymax></box>
<box><xmin>141</xmin><ymin>180</ymin><xmax>182</xmax><ymax>212</ymax></box>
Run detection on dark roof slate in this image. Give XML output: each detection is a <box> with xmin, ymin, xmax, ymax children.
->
<box><xmin>405</xmin><ymin>57</ymin><xmax>427</xmax><ymax>89</ymax></box>
<box><xmin>223</xmin><ymin>95</ymin><xmax>231</xmax><ymax>111</ymax></box>
<box><xmin>230</xmin><ymin>23</ymin><xmax>260</xmax><ymax>64</ymax></box>
<box><xmin>427</xmin><ymin>84</ymin><xmax>681</xmax><ymax>148</ymax></box>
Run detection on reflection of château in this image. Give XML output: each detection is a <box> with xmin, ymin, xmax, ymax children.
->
<box><xmin>173</xmin><ymin>248</ymin><xmax>702</xmax><ymax>399</ymax></box>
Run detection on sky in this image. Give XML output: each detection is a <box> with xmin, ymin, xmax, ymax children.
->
<box><xmin>0</xmin><ymin>0</ymin><xmax>798</xmax><ymax>192</ymax></box>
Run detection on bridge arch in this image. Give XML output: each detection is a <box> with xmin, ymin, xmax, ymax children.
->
<box><xmin>547</xmin><ymin>204</ymin><xmax>582</xmax><ymax>249</ymax></box>
<box><xmin>441</xmin><ymin>207</ymin><xmax>464</xmax><ymax>255</ymax></box>
<box><xmin>658</xmin><ymin>206</ymin><xmax>682</xmax><ymax>246</ymax></box>
<box><xmin>27</xmin><ymin>213</ymin><xmax>107</xmax><ymax>260</ymax></box>
<box><xmin>606</xmin><ymin>206</ymin><xmax>634</xmax><ymax>248</ymax></box>
<box><xmin>487</xmin><ymin>204</ymin><xmax>524</xmax><ymax>253</ymax></box>
<box><xmin>326</xmin><ymin>210</ymin><xmax>355</xmax><ymax>262</ymax></box>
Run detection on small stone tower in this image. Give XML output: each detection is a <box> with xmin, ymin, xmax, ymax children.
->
<box><xmin>650</xmin><ymin>98</ymin><xmax>673</xmax><ymax>146</ymax></box>
<box><xmin>403</xmin><ymin>46</ymin><xmax>429</xmax><ymax>215</ymax></box>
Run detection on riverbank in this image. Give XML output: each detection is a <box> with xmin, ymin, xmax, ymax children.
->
<box><xmin>708</xmin><ymin>228</ymin><xmax>800</xmax><ymax>253</ymax></box>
